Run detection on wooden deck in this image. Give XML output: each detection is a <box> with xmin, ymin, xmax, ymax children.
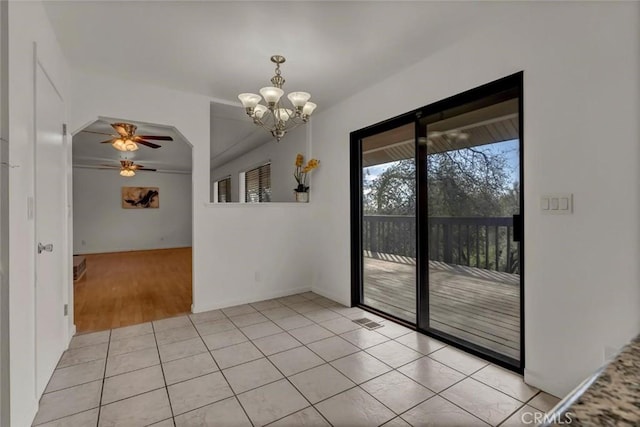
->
<box><xmin>363</xmin><ymin>254</ymin><xmax>520</xmax><ymax>360</ymax></box>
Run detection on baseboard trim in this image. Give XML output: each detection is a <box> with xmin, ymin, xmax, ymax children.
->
<box><xmin>75</xmin><ymin>246</ymin><xmax>192</xmax><ymax>256</ymax></box>
<box><xmin>192</xmin><ymin>286</ymin><xmax>312</xmax><ymax>313</ymax></box>
<box><xmin>524</xmin><ymin>368</ymin><xmax>567</xmax><ymax>398</ymax></box>
<box><xmin>310</xmin><ymin>287</ymin><xmax>349</xmax><ymax>306</ymax></box>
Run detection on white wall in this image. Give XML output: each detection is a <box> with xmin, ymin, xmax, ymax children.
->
<box><xmin>0</xmin><ymin>0</ymin><xmax>9</xmax><ymax>424</ymax></box>
<box><xmin>70</xmin><ymin>71</ymin><xmax>315</xmax><ymax>314</ymax></box>
<box><xmin>7</xmin><ymin>1</ymin><xmax>71</xmax><ymax>425</ymax></box>
<box><xmin>211</xmin><ymin>125</ymin><xmax>308</xmax><ymax>203</ymax></box>
<box><xmin>73</xmin><ymin>168</ymin><xmax>192</xmax><ymax>254</ymax></box>
<box><xmin>309</xmin><ymin>2</ymin><xmax>640</xmax><ymax>397</ymax></box>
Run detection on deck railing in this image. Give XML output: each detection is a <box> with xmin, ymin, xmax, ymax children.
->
<box><xmin>363</xmin><ymin>215</ymin><xmax>519</xmax><ymax>274</ymax></box>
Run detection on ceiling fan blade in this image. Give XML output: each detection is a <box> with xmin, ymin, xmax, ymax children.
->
<box><xmin>138</xmin><ymin>168</ymin><xmax>157</xmax><ymax>172</ymax></box>
<box><xmin>136</xmin><ymin>140</ymin><xmax>162</xmax><ymax>149</ymax></box>
<box><xmin>111</xmin><ymin>124</ymin><xmax>129</xmax><ymax>137</ymax></box>
<box><xmin>137</xmin><ymin>135</ymin><xmax>173</xmax><ymax>141</ymax></box>
<box><xmin>82</xmin><ymin>130</ymin><xmax>117</xmax><ymax>137</ymax></box>
<box><xmin>97</xmin><ymin>165</ymin><xmax>119</xmax><ymax>169</ymax></box>
<box><xmin>99</xmin><ymin>139</ymin><xmax>115</xmax><ymax>144</ymax></box>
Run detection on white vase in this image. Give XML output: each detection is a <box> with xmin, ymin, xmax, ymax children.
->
<box><xmin>295</xmin><ymin>191</ymin><xmax>309</xmax><ymax>203</ymax></box>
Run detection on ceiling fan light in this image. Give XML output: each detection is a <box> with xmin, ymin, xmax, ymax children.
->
<box><xmin>238</xmin><ymin>93</ymin><xmax>262</xmax><ymax>109</ymax></box>
<box><xmin>287</xmin><ymin>91</ymin><xmax>311</xmax><ymax>108</ymax></box>
<box><xmin>112</xmin><ymin>138</ymin><xmax>126</xmax><ymax>151</ymax></box>
<box><xmin>124</xmin><ymin>139</ymin><xmax>139</xmax><ymax>151</ymax></box>
<box><xmin>259</xmin><ymin>87</ymin><xmax>284</xmax><ymax>106</ymax></box>
<box><xmin>119</xmin><ymin>169</ymin><xmax>135</xmax><ymax>177</ymax></box>
<box><xmin>302</xmin><ymin>101</ymin><xmax>317</xmax><ymax>116</ymax></box>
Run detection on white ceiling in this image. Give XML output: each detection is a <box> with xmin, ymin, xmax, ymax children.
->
<box><xmin>210</xmin><ymin>102</ymin><xmax>272</xmax><ymax>169</ymax></box>
<box><xmin>73</xmin><ymin>118</ymin><xmax>192</xmax><ymax>172</ymax></box>
<box><xmin>46</xmin><ymin>1</ymin><xmax>508</xmax><ymax>168</ymax></box>
<box><xmin>43</xmin><ymin>1</ymin><xmax>504</xmax><ymax>109</ymax></box>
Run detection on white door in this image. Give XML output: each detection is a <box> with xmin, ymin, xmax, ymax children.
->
<box><xmin>34</xmin><ymin>62</ymin><xmax>67</xmax><ymax>397</ymax></box>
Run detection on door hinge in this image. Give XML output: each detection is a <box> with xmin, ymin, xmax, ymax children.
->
<box><xmin>62</xmin><ymin>123</ymin><xmax>67</xmax><ymax>136</ymax></box>
<box><xmin>63</xmin><ymin>304</ymin><xmax>68</xmax><ymax>316</ymax></box>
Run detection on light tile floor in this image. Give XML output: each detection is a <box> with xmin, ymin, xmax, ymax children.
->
<box><xmin>33</xmin><ymin>292</ymin><xmax>561</xmax><ymax>426</ymax></box>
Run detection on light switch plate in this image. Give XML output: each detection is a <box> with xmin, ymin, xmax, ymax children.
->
<box><xmin>540</xmin><ymin>197</ymin><xmax>550</xmax><ymax>211</ymax></box>
<box><xmin>541</xmin><ymin>193</ymin><xmax>573</xmax><ymax>214</ymax></box>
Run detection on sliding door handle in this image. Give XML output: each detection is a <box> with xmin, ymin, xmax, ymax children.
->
<box><xmin>512</xmin><ymin>214</ymin><xmax>522</xmax><ymax>242</ymax></box>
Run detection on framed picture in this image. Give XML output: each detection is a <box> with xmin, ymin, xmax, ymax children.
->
<box><xmin>122</xmin><ymin>187</ymin><xmax>159</xmax><ymax>209</ymax></box>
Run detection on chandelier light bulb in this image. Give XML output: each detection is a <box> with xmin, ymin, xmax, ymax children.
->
<box><xmin>287</xmin><ymin>92</ymin><xmax>311</xmax><ymax>109</ymax></box>
<box><xmin>253</xmin><ymin>104</ymin><xmax>269</xmax><ymax>119</ymax></box>
<box><xmin>259</xmin><ymin>87</ymin><xmax>284</xmax><ymax>106</ymax></box>
<box><xmin>238</xmin><ymin>93</ymin><xmax>262</xmax><ymax>110</ymax></box>
<box><xmin>302</xmin><ymin>102</ymin><xmax>317</xmax><ymax>116</ymax></box>
<box><xmin>276</xmin><ymin>108</ymin><xmax>293</xmax><ymax>122</ymax></box>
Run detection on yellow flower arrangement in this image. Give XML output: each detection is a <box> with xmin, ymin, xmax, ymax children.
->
<box><xmin>294</xmin><ymin>153</ymin><xmax>320</xmax><ymax>192</ymax></box>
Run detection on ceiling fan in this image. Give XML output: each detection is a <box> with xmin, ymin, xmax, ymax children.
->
<box><xmin>99</xmin><ymin>160</ymin><xmax>157</xmax><ymax>177</ymax></box>
<box><xmin>82</xmin><ymin>122</ymin><xmax>173</xmax><ymax>151</ymax></box>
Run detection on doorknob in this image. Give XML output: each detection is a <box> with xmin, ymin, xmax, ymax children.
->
<box><xmin>512</xmin><ymin>214</ymin><xmax>522</xmax><ymax>242</ymax></box>
<box><xmin>37</xmin><ymin>243</ymin><xmax>53</xmax><ymax>254</ymax></box>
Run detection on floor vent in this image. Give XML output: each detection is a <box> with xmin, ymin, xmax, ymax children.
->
<box><xmin>353</xmin><ymin>318</ymin><xmax>383</xmax><ymax>330</ymax></box>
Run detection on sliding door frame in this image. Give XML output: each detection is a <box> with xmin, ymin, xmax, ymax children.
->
<box><xmin>350</xmin><ymin>72</ymin><xmax>524</xmax><ymax>373</ymax></box>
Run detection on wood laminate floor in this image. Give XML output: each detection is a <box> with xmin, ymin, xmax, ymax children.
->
<box><xmin>74</xmin><ymin>247</ymin><xmax>192</xmax><ymax>333</ymax></box>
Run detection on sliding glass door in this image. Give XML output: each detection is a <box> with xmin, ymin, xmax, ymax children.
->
<box><xmin>359</xmin><ymin>121</ymin><xmax>416</xmax><ymax>323</ymax></box>
<box><xmin>351</xmin><ymin>73</ymin><xmax>523</xmax><ymax>370</ymax></box>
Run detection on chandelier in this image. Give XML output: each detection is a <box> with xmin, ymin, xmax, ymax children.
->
<box><xmin>238</xmin><ymin>55</ymin><xmax>317</xmax><ymax>142</ymax></box>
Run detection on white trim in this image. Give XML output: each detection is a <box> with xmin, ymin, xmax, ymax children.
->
<box><xmin>524</xmin><ymin>368</ymin><xmax>566</xmax><ymax>398</ymax></box>
<box><xmin>310</xmin><ymin>287</ymin><xmax>349</xmax><ymax>307</ymax></box>
<box><xmin>238</xmin><ymin>171</ymin><xmax>246</xmax><ymax>203</ymax></box>
<box><xmin>202</xmin><ymin>201</ymin><xmax>308</xmax><ymax>208</ymax></box>
<box><xmin>192</xmin><ymin>286</ymin><xmax>312</xmax><ymax>313</ymax></box>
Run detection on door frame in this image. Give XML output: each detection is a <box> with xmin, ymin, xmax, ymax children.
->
<box><xmin>350</xmin><ymin>72</ymin><xmax>524</xmax><ymax>373</ymax></box>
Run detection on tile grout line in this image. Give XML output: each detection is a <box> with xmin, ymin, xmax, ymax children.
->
<box><xmin>231</xmin><ymin>299</ymin><xmax>337</xmax><ymax>427</ymax></box>
<box><xmin>95</xmin><ymin>329</ymin><xmax>112</xmax><ymax>427</ymax></box>
<box><xmin>186</xmin><ymin>311</ymin><xmax>257</xmax><ymax>427</ymax></box>
<box><xmin>232</xmin><ymin>296</ymin><xmax>427</xmax><ymax>424</ymax></box>
<box><xmin>150</xmin><ymin>321</ymin><xmax>177</xmax><ymax>426</ymax></box>
<box><xmin>219</xmin><ymin>295</ymin><xmax>337</xmax><ymax>425</ymax></box>
<box><xmin>38</xmin><ymin>293</ymin><xmax>538</xmax><ymax>427</ymax></box>
<box><xmin>31</xmin><ymin>336</ymin><xmax>110</xmax><ymax>426</ymax></box>
<box><xmin>292</xmin><ymin>302</ymin><xmax>531</xmax><ymax>426</ymax></box>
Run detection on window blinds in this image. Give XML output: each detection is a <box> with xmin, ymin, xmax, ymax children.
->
<box><xmin>245</xmin><ymin>163</ymin><xmax>271</xmax><ymax>203</ymax></box>
<box><xmin>217</xmin><ymin>177</ymin><xmax>231</xmax><ymax>203</ymax></box>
